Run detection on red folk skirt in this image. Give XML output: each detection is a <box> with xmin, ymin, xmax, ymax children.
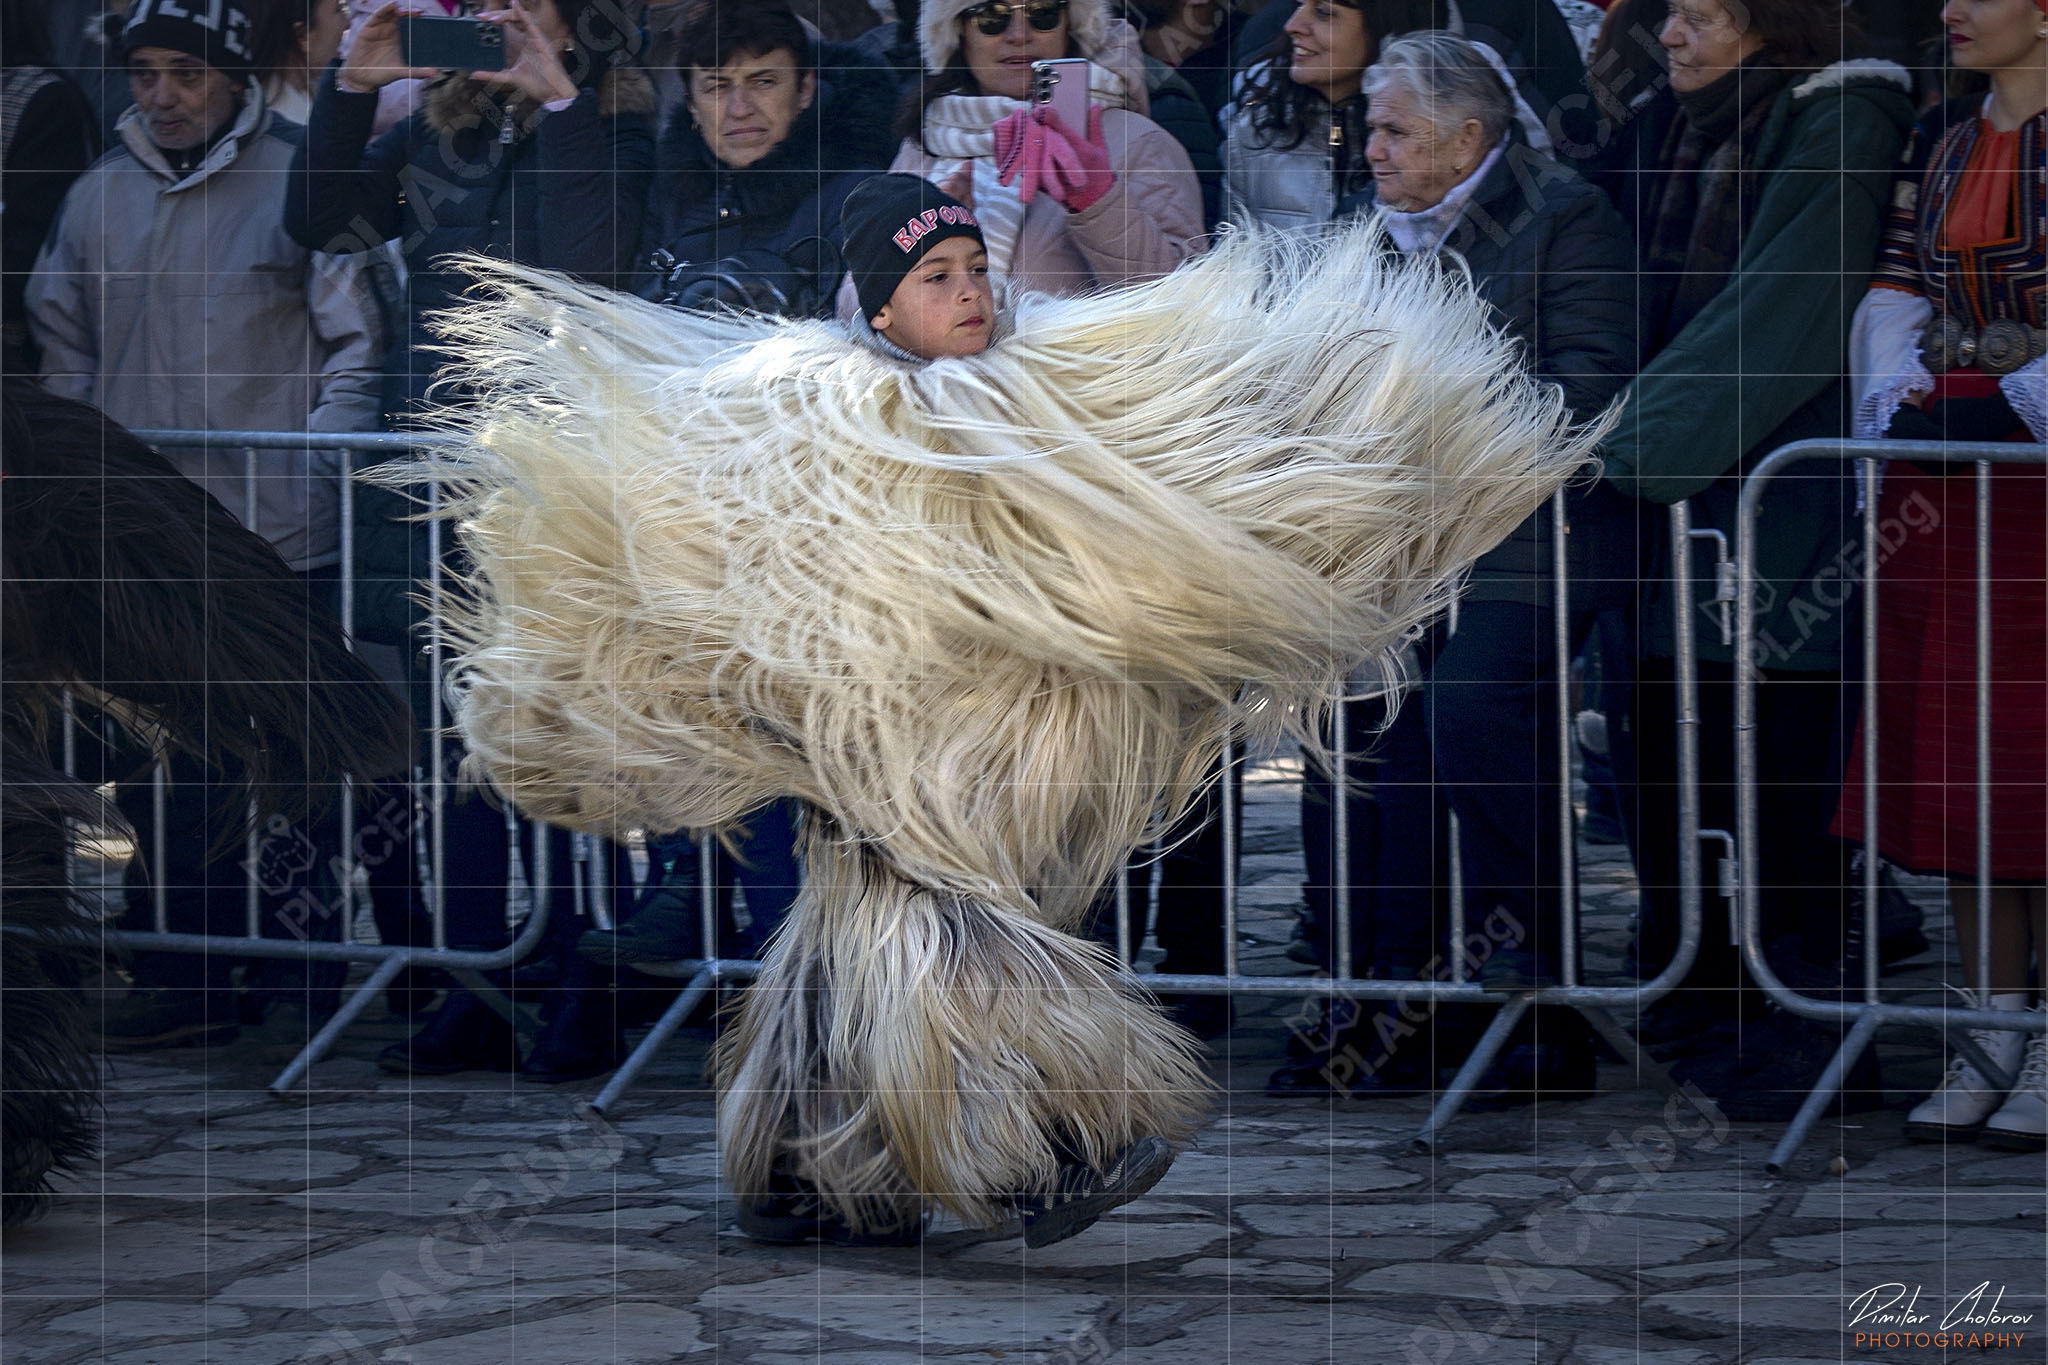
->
<box><xmin>1833</xmin><ymin>380</ymin><xmax>2048</xmax><ymax>881</ymax></box>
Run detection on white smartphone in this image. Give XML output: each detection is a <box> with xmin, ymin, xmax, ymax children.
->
<box><xmin>1030</xmin><ymin>57</ymin><xmax>1090</xmax><ymax>131</ymax></box>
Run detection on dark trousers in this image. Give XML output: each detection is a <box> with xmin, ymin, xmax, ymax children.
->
<box><xmin>1620</xmin><ymin>656</ymin><xmax>1855</xmax><ymax>999</ymax></box>
<box><xmin>1299</xmin><ymin>688</ymin><xmax>1449</xmax><ymax>982</ymax></box>
<box><xmin>1427</xmin><ymin>599</ymin><xmax>1604</xmax><ymax>978</ymax></box>
<box><xmin>384</xmin><ymin>762</ymin><xmax>636</xmax><ymax>960</ymax></box>
<box><xmin>641</xmin><ymin>800</ymin><xmax>804</xmax><ymax>959</ymax></box>
<box><xmin>1299</xmin><ymin>599</ymin><xmax>1618</xmax><ymax>1061</ymax></box>
<box><xmin>1083</xmin><ymin>756</ymin><xmax>1244</xmax><ymax>973</ymax></box>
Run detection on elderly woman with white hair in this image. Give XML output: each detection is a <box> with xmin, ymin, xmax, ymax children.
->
<box><xmin>1273</xmin><ymin>31</ymin><xmax>1640</xmax><ymax>1104</ymax></box>
<box><xmin>887</xmin><ymin>0</ymin><xmax>1206</xmax><ymax>297</ymax></box>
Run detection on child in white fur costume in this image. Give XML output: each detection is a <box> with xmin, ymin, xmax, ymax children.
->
<box><xmin>393</xmin><ymin>185</ymin><xmax>1603</xmax><ymax>1247</ymax></box>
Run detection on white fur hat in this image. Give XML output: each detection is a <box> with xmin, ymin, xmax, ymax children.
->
<box><xmin>919</xmin><ymin>0</ymin><xmax>1114</xmax><ymax>75</ymax></box>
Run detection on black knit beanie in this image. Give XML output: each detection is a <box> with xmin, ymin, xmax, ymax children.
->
<box><xmin>842</xmin><ymin>174</ymin><xmax>985</xmax><ymax>324</ymax></box>
<box><xmin>123</xmin><ymin>0</ymin><xmax>257</xmax><ymax>80</ymax></box>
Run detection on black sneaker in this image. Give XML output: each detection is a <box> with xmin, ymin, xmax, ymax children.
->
<box><xmin>376</xmin><ymin>990</ymin><xmax>520</xmax><ymax>1076</ymax></box>
<box><xmin>1016</xmin><ymin>1137</ymin><xmax>1175</xmax><ymax>1249</ymax></box>
<box><xmin>1463</xmin><ymin>1041</ymin><xmax>1597</xmax><ymax>1111</ymax></box>
<box><xmin>733</xmin><ymin>1181</ymin><xmax>923</xmax><ymax>1247</ymax></box>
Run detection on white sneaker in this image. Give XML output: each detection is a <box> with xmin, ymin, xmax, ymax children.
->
<box><xmin>1904</xmin><ymin>1021</ymin><xmax>2027</xmax><ymax>1142</ymax></box>
<box><xmin>1983</xmin><ymin>1014</ymin><xmax>2048</xmax><ymax>1151</ymax></box>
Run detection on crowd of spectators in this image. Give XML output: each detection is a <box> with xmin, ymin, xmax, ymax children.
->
<box><xmin>6</xmin><ymin>0</ymin><xmax>2044</xmax><ymax>1143</ymax></box>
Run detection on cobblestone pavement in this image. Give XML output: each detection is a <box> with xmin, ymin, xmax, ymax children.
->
<box><xmin>5</xmin><ymin>755</ymin><xmax>2044</xmax><ymax>1363</ymax></box>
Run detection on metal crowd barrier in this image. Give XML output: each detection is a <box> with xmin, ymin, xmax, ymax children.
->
<box><xmin>76</xmin><ymin>433</ymin><xmax>1713</xmax><ymax>1150</ymax></box>
<box><xmin>85</xmin><ymin>430</ymin><xmax>582</xmax><ymax>1094</ymax></box>
<box><xmin>1736</xmin><ymin>437</ymin><xmax>2048</xmax><ymax>1173</ymax></box>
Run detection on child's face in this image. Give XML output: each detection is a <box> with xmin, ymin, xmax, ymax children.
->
<box><xmin>872</xmin><ymin>237</ymin><xmax>995</xmax><ymax>359</ymax></box>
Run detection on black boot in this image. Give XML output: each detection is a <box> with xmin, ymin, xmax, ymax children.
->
<box><xmin>734</xmin><ymin>1168</ymin><xmax>924</xmax><ymax>1247</ymax></box>
<box><xmin>384</xmin><ymin>966</ymin><xmax>443</xmax><ymax>1021</ymax></box>
<box><xmin>377</xmin><ymin>989</ymin><xmax>520</xmax><ymax>1075</ymax></box>
<box><xmin>578</xmin><ymin>879</ymin><xmax>706</xmax><ymax>968</ymax></box>
<box><xmin>1013</xmin><ymin>1137</ymin><xmax>1176</xmax><ymax>1249</ymax></box>
<box><xmin>1267</xmin><ymin>1000</ymin><xmax>1438</xmax><ymax>1099</ymax></box>
<box><xmin>519</xmin><ymin>974</ymin><xmax>629</xmax><ymax>1084</ymax></box>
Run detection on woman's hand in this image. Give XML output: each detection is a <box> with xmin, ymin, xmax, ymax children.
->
<box><xmin>1033</xmin><ymin>106</ymin><xmax>1114</xmax><ymax>214</ymax></box>
<box><xmin>472</xmin><ymin>0</ymin><xmax>579</xmax><ymax>105</ymax></box>
<box><xmin>996</xmin><ymin>105</ymin><xmax>1115</xmax><ymax>213</ymax></box>
<box><xmin>939</xmin><ymin>164</ymin><xmax>977</xmax><ymax>213</ymax></box>
<box><xmin>337</xmin><ymin>2</ymin><xmax>440</xmax><ymax>93</ymax></box>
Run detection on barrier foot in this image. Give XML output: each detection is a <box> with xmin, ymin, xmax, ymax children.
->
<box><xmin>269</xmin><ymin>954</ymin><xmax>408</xmax><ymax>1096</ymax></box>
<box><xmin>1576</xmin><ymin>1004</ymin><xmax>1681</xmax><ymax>1099</ymax></box>
<box><xmin>1411</xmin><ymin>995</ymin><xmax>1530</xmax><ymax>1155</ymax></box>
<box><xmin>449</xmin><ymin>967</ymin><xmax>527</xmax><ymax>1036</ymax></box>
<box><xmin>590</xmin><ymin>967</ymin><xmax>717</xmax><ymax>1119</ymax></box>
<box><xmin>1764</xmin><ymin>1009</ymin><xmax>1883</xmax><ymax>1176</ymax></box>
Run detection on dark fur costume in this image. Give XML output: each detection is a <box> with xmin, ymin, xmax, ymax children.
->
<box><xmin>0</xmin><ymin>381</ymin><xmax>410</xmax><ymax>1225</ymax></box>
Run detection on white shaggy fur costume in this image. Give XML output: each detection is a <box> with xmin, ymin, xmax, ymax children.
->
<box><xmin>402</xmin><ymin>222</ymin><xmax>1602</xmax><ymax>1232</ymax></box>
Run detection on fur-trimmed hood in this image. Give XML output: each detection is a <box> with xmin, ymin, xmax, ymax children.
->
<box><xmin>422</xmin><ymin>64</ymin><xmax>657</xmax><ymax>139</ymax></box>
<box><xmin>920</xmin><ymin>0</ymin><xmax>1113</xmax><ymax>74</ymax></box>
<box><xmin>1788</xmin><ymin>57</ymin><xmax>1911</xmax><ymax>102</ymax></box>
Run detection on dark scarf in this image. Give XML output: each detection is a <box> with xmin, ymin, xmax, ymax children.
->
<box><xmin>1641</xmin><ymin>54</ymin><xmax>1798</xmax><ymax>352</ymax></box>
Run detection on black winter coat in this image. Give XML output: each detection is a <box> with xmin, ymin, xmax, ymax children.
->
<box><xmin>1142</xmin><ymin>56</ymin><xmax>1224</xmax><ymax>230</ymax></box>
<box><xmin>1345</xmin><ymin>140</ymin><xmax>1640</xmax><ymax>605</ymax></box>
<box><xmin>285</xmin><ymin>63</ymin><xmax>657</xmax><ymax>423</ymax></box>
<box><xmin>1</xmin><ymin>66</ymin><xmax>98</xmax><ymax>376</ymax></box>
<box><xmin>635</xmin><ymin>45</ymin><xmax>899</xmax><ymax>313</ymax></box>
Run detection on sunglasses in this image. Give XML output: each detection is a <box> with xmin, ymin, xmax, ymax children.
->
<box><xmin>961</xmin><ymin>0</ymin><xmax>1068</xmax><ymax>37</ymax></box>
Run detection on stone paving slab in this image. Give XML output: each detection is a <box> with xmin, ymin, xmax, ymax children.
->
<box><xmin>4</xmin><ymin>754</ymin><xmax>2042</xmax><ymax>1363</ymax></box>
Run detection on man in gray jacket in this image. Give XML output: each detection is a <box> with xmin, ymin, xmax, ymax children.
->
<box><xmin>29</xmin><ymin>0</ymin><xmax>382</xmax><ymax>574</ymax></box>
<box><xmin>28</xmin><ymin>0</ymin><xmax>386</xmax><ymax>1050</ymax></box>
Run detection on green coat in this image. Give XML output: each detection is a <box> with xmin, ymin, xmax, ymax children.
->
<box><xmin>1602</xmin><ymin>61</ymin><xmax>1916</xmax><ymax>671</ymax></box>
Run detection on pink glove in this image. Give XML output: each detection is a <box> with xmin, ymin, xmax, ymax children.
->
<box><xmin>994</xmin><ymin>105</ymin><xmax>1116</xmax><ymax>214</ymax></box>
<box><xmin>993</xmin><ymin>107</ymin><xmax>1049</xmax><ymax>201</ymax></box>
<box><xmin>1033</xmin><ymin>105</ymin><xmax>1115</xmax><ymax>213</ymax></box>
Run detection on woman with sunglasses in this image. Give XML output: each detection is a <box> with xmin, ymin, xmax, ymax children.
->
<box><xmin>888</xmin><ymin>0</ymin><xmax>1205</xmax><ymax>297</ymax></box>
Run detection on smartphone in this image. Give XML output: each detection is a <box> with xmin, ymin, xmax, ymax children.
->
<box><xmin>399</xmin><ymin>14</ymin><xmax>507</xmax><ymax>72</ymax></box>
<box><xmin>1030</xmin><ymin>58</ymin><xmax>1090</xmax><ymax>131</ymax></box>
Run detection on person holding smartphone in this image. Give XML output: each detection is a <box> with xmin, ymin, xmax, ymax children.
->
<box><xmin>284</xmin><ymin>0</ymin><xmax>655</xmax><ymax>1081</ymax></box>
<box><xmin>889</xmin><ymin>0</ymin><xmax>1205</xmax><ymax>298</ymax></box>
<box><xmin>287</xmin><ymin>0</ymin><xmax>654</xmax><ymax>421</ymax></box>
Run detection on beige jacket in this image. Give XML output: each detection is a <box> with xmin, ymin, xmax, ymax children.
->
<box><xmin>887</xmin><ymin>108</ymin><xmax>1206</xmax><ymax>301</ymax></box>
<box><xmin>28</xmin><ymin>86</ymin><xmax>383</xmax><ymax>571</ymax></box>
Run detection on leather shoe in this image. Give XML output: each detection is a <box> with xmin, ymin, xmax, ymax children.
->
<box><xmin>378</xmin><ymin>989</ymin><xmax>519</xmax><ymax>1075</ymax></box>
<box><xmin>519</xmin><ymin>988</ymin><xmax>629</xmax><ymax>1084</ymax></box>
<box><xmin>1675</xmin><ymin>1015</ymin><xmax>1883</xmax><ymax>1123</ymax></box>
<box><xmin>1162</xmin><ymin>993</ymin><xmax>1233</xmax><ymax>1040</ymax></box>
<box><xmin>1465</xmin><ymin>1041</ymin><xmax>1596</xmax><ymax>1110</ymax></box>
<box><xmin>1267</xmin><ymin>1006</ymin><xmax>1438</xmax><ymax>1099</ymax></box>
<box><xmin>578</xmin><ymin>883</ymin><xmax>703</xmax><ymax>967</ymax></box>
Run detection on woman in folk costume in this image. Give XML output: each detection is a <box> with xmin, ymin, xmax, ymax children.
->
<box><xmin>889</xmin><ymin>0</ymin><xmax>1206</xmax><ymax>296</ymax></box>
<box><xmin>1837</xmin><ymin>0</ymin><xmax>2048</xmax><ymax>1150</ymax></box>
<box><xmin>400</xmin><ymin>183</ymin><xmax>1602</xmax><ymax>1248</ymax></box>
